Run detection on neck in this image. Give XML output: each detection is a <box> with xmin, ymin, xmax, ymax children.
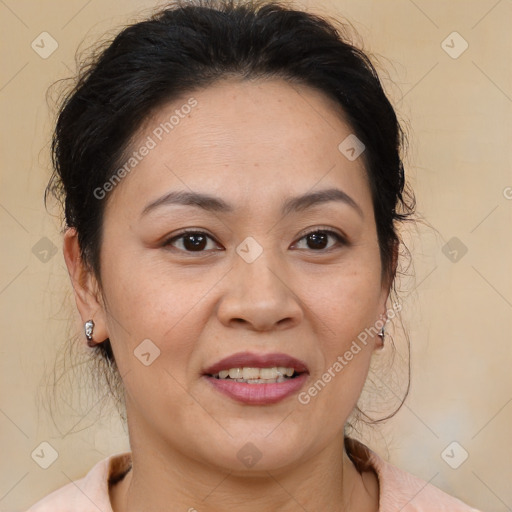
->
<box><xmin>110</xmin><ymin>434</ymin><xmax>379</xmax><ymax>512</ymax></box>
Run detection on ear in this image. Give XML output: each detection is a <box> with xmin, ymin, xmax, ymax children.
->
<box><xmin>62</xmin><ymin>227</ymin><xmax>109</xmax><ymax>345</ymax></box>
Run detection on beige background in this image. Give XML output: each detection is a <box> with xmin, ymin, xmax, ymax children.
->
<box><xmin>1</xmin><ymin>0</ymin><xmax>511</xmax><ymax>510</ymax></box>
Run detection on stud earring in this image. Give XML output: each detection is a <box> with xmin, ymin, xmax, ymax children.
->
<box><xmin>84</xmin><ymin>319</ymin><xmax>95</xmax><ymax>347</ymax></box>
<box><xmin>377</xmin><ymin>314</ymin><xmax>387</xmax><ymax>346</ymax></box>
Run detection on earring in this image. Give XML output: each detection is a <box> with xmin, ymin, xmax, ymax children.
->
<box><xmin>377</xmin><ymin>313</ymin><xmax>388</xmax><ymax>346</ymax></box>
<box><xmin>377</xmin><ymin>317</ymin><xmax>386</xmax><ymax>347</ymax></box>
<box><xmin>84</xmin><ymin>319</ymin><xmax>95</xmax><ymax>347</ymax></box>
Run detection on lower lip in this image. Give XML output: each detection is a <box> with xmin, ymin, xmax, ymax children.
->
<box><xmin>204</xmin><ymin>373</ymin><xmax>308</xmax><ymax>405</ymax></box>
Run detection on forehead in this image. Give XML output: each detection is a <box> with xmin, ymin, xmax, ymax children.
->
<box><xmin>103</xmin><ymin>78</ymin><xmax>372</xmax><ymax>218</ymax></box>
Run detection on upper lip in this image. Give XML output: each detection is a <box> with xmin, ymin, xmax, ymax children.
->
<box><xmin>203</xmin><ymin>351</ymin><xmax>309</xmax><ymax>376</ymax></box>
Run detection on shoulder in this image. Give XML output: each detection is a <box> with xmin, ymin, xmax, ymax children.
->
<box><xmin>358</xmin><ymin>440</ymin><xmax>482</xmax><ymax>512</ymax></box>
<box><xmin>25</xmin><ymin>452</ymin><xmax>132</xmax><ymax>512</ymax></box>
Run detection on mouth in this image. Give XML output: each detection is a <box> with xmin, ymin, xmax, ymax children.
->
<box><xmin>202</xmin><ymin>352</ymin><xmax>309</xmax><ymax>405</ymax></box>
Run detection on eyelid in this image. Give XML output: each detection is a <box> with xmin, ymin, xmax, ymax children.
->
<box><xmin>294</xmin><ymin>225</ymin><xmax>347</xmax><ymax>243</ymax></box>
<box><xmin>290</xmin><ymin>226</ymin><xmax>348</xmax><ymax>251</ymax></box>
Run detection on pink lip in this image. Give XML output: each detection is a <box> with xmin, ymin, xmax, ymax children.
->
<box><xmin>202</xmin><ymin>351</ymin><xmax>309</xmax><ymax>405</ymax></box>
<box><xmin>204</xmin><ymin>373</ymin><xmax>308</xmax><ymax>405</ymax></box>
<box><xmin>203</xmin><ymin>351</ymin><xmax>309</xmax><ymax>376</ymax></box>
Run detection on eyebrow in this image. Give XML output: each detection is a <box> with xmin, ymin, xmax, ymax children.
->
<box><xmin>140</xmin><ymin>187</ymin><xmax>363</xmax><ymax>219</ymax></box>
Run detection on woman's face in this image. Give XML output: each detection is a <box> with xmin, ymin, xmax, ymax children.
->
<box><xmin>82</xmin><ymin>78</ymin><xmax>391</xmax><ymax>473</ymax></box>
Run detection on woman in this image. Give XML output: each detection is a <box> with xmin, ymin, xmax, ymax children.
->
<box><xmin>28</xmin><ymin>0</ymin><xmax>482</xmax><ymax>510</ymax></box>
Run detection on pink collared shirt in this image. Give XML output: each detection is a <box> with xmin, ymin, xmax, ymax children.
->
<box><xmin>26</xmin><ymin>442</ymin><xmax>482</xmax><ymax>511</ymax></box>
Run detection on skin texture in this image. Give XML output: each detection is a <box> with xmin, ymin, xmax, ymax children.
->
<box><xmin>63</xmin><ymin>78</ymin><xmax>395</xmax><ymax>511</ymax></box>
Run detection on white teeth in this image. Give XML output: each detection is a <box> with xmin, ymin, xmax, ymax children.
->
<box><xmin>278</xmin><ymin>366</ymin><xmax>294</xmax><ymax>377</ymax></box>
<box><xmin>242</xmin><ymin>367</ymin><xmax>260</xmax><ymax>380</ymax></box>
<box><xmin>235</xmin><ymin>376</ymin><xmax>287</xmax><ymax>384</ymax></box>
<box><xmin>228</xmin><ymin>368</ymin><xmax>242</xmax><ymax>379</ymax></box>
<box><xmin>259</xmin><ymin>367</ymin><xmax>275</xmax><ymax>379</ymax></box>
<box><xmin>213</xmin><ymin>366</ymin><xmax>296</xmax><ymax>381</ymax></box>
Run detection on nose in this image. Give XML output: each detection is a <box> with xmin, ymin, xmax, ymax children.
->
<box><xmin>216</xmin><ymin>250</ymin><xmax>303</xmax><ymax>332</ymax></box>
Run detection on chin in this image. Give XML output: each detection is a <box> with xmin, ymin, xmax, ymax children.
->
<box><xmin>195</xmin><ymin>428</ymin><xmax>308</xmax><ymax>474</ymax></box>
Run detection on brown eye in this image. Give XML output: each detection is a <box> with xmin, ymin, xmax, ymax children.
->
<box><xmin>163</xmin><ymin>230</ymin><xmax>219</xmax><ymax>252</ymax></box>
<box><xmin>181</xmin><ymin>233</ymin><xmax>208</xmax><ymax>251</ymax></box>
<box><xmin>293</xmin><ymin>230</ymin><xmax>345</xmax><ymax>251</ymax></box>
<box><xmin>306</xmin><ymin>232</ymin><xmax>328</xmax><ymax>250</ymax></box>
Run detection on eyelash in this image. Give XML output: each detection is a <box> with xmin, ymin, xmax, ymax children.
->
<box><xmin>162</xmin><ymin>227</ymin><xmax>347</xmax><ymax>254</ymax></box>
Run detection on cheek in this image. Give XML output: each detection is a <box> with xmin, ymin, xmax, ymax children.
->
<box><xmin>305</xmin><ymin>261</ymin><xmax>383</xmax><ymax>345</ymax></box>
<box><xmin>99</xmin><ymin>263</ymin><xmax>211</xmax><ymax>420</ymax></box>
<box><xmin>98</xmin><ymin>248</ymin><xmax>214</xmax><ymax>373</ymax></box>
<box><xmin>298</xmin><ymin>254</ymin><xmax>381</xmax><ymax>408</ymax></box>
<box><xmin>299</xmin><ymin>273</ymin><xmax>377</xmax><ymax>427</ymax></box>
